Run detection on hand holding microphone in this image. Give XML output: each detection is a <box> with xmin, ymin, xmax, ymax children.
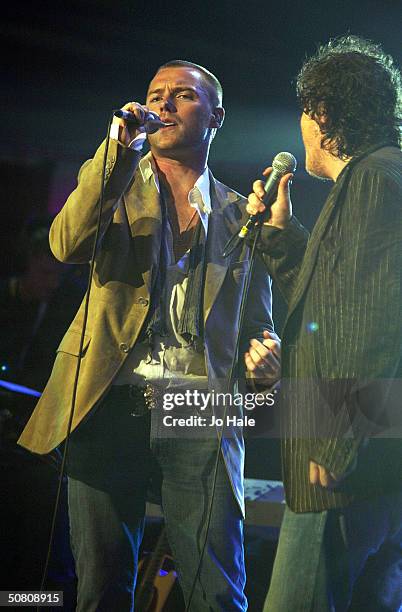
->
<box><xmin>245</xmin><ymin>152</ymin><xmax>296</xmax><ymax>232</ymax></box>
<box><xmin>222</xmin><ymin>152</ymin><xmax>296</xmax><ymax>257</ymax></box>
<box><xmin>112</xmin><ymin>101</ymin><xmax>174</xmax><ymax>145</ymax></box>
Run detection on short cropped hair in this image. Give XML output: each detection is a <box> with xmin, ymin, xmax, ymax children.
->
<box><xmin>296</xmin><ymin>35</ymin><xmax>402</xmax><ymax>159</ymax></box>
<box><xmin>155</xmin><ymin>60</ymin><xmax>223</xmax><ymax>107</ymax></box>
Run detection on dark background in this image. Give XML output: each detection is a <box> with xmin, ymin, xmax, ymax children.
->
<box><xmin>1</xmin><ymin>2</ymin><xmax>400</xmax><ymax>607</ymax></box>
<box><xmin>1</xmin><ymin>0</ymin><xmax>401</xmax><ymax>476</ymax></box>
<box><xmin>2</xmin><ymin>0</ymin><xmax>400</xmax><ymax>224</ymax></box>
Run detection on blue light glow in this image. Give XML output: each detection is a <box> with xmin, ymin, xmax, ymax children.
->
<box><xmin>0</xmin><ymin>379</ymin><xmax>41</xmax><ymax>397</ymax></box>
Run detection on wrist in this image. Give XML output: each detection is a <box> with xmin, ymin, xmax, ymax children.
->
<box><xmin>265</xmin><ymin>214</ymin><xmax>292</xmax><ymax>230</ymax></box>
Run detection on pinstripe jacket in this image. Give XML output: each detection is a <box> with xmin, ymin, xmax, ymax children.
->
<box><xmin>256</xmin><ymin>144</ymin><xmax>402</xmax><ymax>512</ymax></box>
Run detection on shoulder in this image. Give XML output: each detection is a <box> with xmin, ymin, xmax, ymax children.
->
<box><xmin>211</xmin><ymin>175</ymin><xmax>246</xmax><ymax>206</ymax></box>
<box><xmin>346</xmin><ymin>147</ymin><xmax>402</xmax><ymax>208</ymax></box>
<box><xmin>352</xmin><ymin>146</ymin><xmax>402</xmax><ymax>184</ymax></box>
<box><xmin>210</xmin><ymin>176</ymin><xmax>249</xmax><ymax>228</ymax></box>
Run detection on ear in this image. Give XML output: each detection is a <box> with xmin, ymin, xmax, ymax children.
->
<box><xmin>209</xmin><ymin>106</ymin><xmax>225</xmax><ymax>130</ymax></box>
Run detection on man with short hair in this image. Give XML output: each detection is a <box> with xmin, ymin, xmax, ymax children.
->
<box><xmin>19</xmin><ymin>60</ymin><xmax>280</xmax><ymax>610</ymax></box>
<box><xmin>247</xmin><ymin>36</ymin><xmax>402</xmax><ymax>610</ymax></box>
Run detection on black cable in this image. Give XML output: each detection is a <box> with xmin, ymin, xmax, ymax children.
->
<box><xmin>37</xmin><ymin>122</ymin><xmax>264</xmax><ymax>609</ymax></box>
<box><xmin>37</xmin><ymin>114</ymin><xmax>114</xmax><ymax>611</ymax></box>
<box><xmin>185</xmin><ymin>222</ymin><xmax>263</xmax><ymax>611</ymax></box>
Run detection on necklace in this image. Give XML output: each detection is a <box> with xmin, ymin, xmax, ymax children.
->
<box><xmin>181</xmin><ymin>208</ymin><xmax>198</xmax><ymax>234</ymax></box>
<box><xmin>168</xmin><ymin>205</ymin><xmax>198</xmax><ymax>239</ymax></box>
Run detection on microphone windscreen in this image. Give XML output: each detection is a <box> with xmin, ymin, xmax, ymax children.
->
<box><xmin>272</xmin><ymin>152</ymin><xmax>297</xmax><ymax>175</ymax></box>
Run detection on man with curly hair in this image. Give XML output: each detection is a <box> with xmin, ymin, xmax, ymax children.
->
<box><xmin>247</xmin><ymin>36</ymin><xmax>402</xmax><ymax>610</ymax></box>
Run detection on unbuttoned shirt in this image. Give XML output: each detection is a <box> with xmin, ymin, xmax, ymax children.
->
<box><xmin>114</xmin><ymin>156</ymin><xmax>211</xmax><ymax>391</ymax></box>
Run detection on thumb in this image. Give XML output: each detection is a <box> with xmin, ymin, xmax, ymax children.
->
<box><xmin>279</xmin><ymin>172</ymin><xmax>293</xmax><ymax>192</ymax></box>
<box><xmin>263</xmin><ymin>330</ymin><xmax>272</xmax><ymax>339</ymax></box>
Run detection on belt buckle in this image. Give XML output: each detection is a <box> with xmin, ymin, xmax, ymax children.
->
<box><xmin>143</xmin><ymin>383</ymin><xmax>159</xmax><ymax>410</ymax></box>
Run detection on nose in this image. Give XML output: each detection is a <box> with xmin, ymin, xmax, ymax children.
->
<box><xmin>158</xmin><ymin>96</ymin><xmax>176</xmax><ymax>113</ymax></box>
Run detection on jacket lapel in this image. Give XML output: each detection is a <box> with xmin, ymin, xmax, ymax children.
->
<box><xmin>203</xmin><ymin>176</ymin><xmax>242</xmax><ymax>323</ymax></box>
<box><xmin>124</xmin><ymin>152</ymin><xmax>162</xmax><ymax>293</ymax></box>
<box><xmin>125</xmin><ymin>162</ymin><xmax>242</xmax><ymax>321</ymax></box>
<box><xmin>284</xmin><ymin>170</ymin><xmax>349</xmax><ymax>328</ymax></box>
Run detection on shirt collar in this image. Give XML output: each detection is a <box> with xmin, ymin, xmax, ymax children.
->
<box><xmin>139</xmin><ymin>153</ymin><xmax>157</xmax><ymax>185</ymax></box>
<box><xmin>188</xmin><ymin>167</ymin><xmax>211</xmax><ymax>215</ymax></box>
<box><xmin>139</xmin><ymin>155</ymin><xmax>211</xmax><ymax>216</ymax></box>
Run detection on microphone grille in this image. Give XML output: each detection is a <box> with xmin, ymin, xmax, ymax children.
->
<box><xmin>272</xmin><ymin>152</ymin><xmax>297</xmax><ymax>175</ymax></box>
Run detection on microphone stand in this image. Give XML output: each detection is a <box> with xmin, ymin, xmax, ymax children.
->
<box><xmin>222</xmin><ymin>212</ymin><xmax>265</xmax><ymax>258</ymax></box>
<box><xmin>185</xmin><ymin>218</ymin><xmax>264</xmax><ymax>611</ymax></box>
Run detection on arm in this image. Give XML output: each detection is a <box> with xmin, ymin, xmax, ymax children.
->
<box><xmin>50</xmin><ymin>102</ymin><xmax>152</xmax><ymax>264</ymax></box>
<box><xmin>255</xmin><ymin>217</ymin><xmax>309</xmax><ymax>303</ymax></box>
<box><xmin>246</xmin><ymin>169</ymin><xmax>310</xmax><ymax>303</ymax></box>
<box><xmin>50</xmin><ymin>140</ymin><xmax>142</xmax><ymax>263</ymax></box>
<box><xmin>241</xmin><ymin>253</ymin><xmax>281</xmax><ymax>389</ymax></box>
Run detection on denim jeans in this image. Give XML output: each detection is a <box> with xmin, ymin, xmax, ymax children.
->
<box><xmin>151</xmin><ymin>437</ymin><xmax>247</xmax><ymax>611</ymax></box>
<box><xmin>68</xmin><ymin>476</ymin><xmax>146</xmax><ymax>612</ymax></box>
<box><xmin>66</xmin><ymin>389</ymin><xmax>247</xmax><ymax>611</ymax></box>
<box><xmin>264</xmin><ymin>492</ymin><xmax>402</xmax><ymax>611</ymax></box>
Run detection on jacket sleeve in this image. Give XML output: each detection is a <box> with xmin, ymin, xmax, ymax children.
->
<box><xmin>240</xmin><ymin>250</ymin><xmax>282</xmax><ymax>392</ymax></box>
<box><xmin>309</xmin><ymin>161</ymin><xmax>402</xmax><ymax>479</ymax></box>
<box><xmin>253</xmin><ymin>216</ymin><xmax>310</xmax><ymax>304</ymax></box>
<box><xmin>240</xmin><ymin>253</ymin><xmax>278</xmax><ymax>343</ymax></box>
<box><xmin>50</xmin><ymin>138</ymin><xmax>142</xmax><ymax>263</ymax></box>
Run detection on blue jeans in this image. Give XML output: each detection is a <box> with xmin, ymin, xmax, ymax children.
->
<box><xmin>151</xmin><ymin>437</ymin><xmax>247</xmax><ymax>611</ymax></box>
<box><xmin>67</xmin><ymin>390</ymin><xmax>247</xmax><ymax>611</ymax></box>
<box><xmin>264</xmin><ymin>492</ymin><xmax>402</xmax><ymax>611</ymax></box>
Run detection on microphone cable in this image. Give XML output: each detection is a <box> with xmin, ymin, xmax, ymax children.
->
<box><xmin>37</xmin><ymin>114</ymin><xmax>114</xmax><ymax>611</ymax></box>
<box><xmin>185</xmin><ymin>221</ymin><xmax>264</xmax><ymax>611</ymax></box>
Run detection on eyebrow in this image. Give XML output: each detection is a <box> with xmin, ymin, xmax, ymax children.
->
<box><xmin>147</xmin><ymin>84</ymin><xmax>203</xmax><ymax>97</ymax></box>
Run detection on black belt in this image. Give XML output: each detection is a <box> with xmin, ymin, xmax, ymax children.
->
<box><xmin>110</xmin><ymin>383</ymin><xmax>159</xmax><ymax>416</ymax></box>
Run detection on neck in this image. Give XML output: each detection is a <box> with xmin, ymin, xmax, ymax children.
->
<box><xmin>321</xmin><ymin>149</ymin><xmax>351</xmax><ymax>181</ymax></box>
<box><xmin>153</xmin><ymin>154</ymin><xmax>207</xmax><ymax>198</ymax></box>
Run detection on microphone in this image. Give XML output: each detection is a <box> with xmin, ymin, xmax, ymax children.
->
<box><xmin>113</xmin><ymin>109</ymin><xmax>174</xmax><ymax>133</ymax></box>
<box><xmin>238</xmin><ymin>151</ymin><xmax>297</xmax><ymax>239</ymax></box>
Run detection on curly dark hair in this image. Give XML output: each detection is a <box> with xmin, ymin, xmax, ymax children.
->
<box><xmin>296</xmin><ymin>35</ymin><xmax>402</xmax><ymax>159</ymax></box>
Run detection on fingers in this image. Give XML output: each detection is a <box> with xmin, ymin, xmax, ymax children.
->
<box><xmin>246</xmin><ymin>193</ymin><xmax>265</xmax><ymax>216</ymax></box>
<box><xmin>246</xmin><ymin>169</ymin><xmax>293</xmax><ymax>228</ymax></box>
<box><xmin>254</xmin><ymin>176</ymin><xmax>270</xmax><ymax>198</ymax></box>
<box><xmin>318</xmin><ymin>465</ymin><xmax>332</xmax><ymax>488</ymax></box>
<box><xmin>309</xmin><ymin>461</ymin><xmax>338</xmax><ymax>488</ymax></box>
<box><xmin>115</xmin><ymin>101</ymin><xmax>150</xmax><ymax>126</ymax></box>
<box><xmin>112</xmin><ymin>101</ymin><xmax>152</xmax><ymax>145</ymax></box>
<box><xmin>245</xmin><ymin>338</ymin><xmax>280</xmax><ymax>376</ymax></box>
<box><xmin>249</xmin><ymin>338</ymin><xmax>279</xmax><ymax>366</ymax></box>
<box><xmin>244</xmin><ymin>351</ymin><xmax>257</xmax><ymax>373</ymax></box>
<box><xmin>309</xmin><ymin>461</ymin><xmax>320</xmax><ymax>485</ymax></box>
<box><xmin>262</xmin><ymin>330</ymin><xmax>281</xmax><ymax>359</ymax></box>
<box><xmin>246</xmin><ymin>174</ymin><xmax>271</xmax><ymax>216</ymax></box>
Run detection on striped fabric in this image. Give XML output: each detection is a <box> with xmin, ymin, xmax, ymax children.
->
<box><xmin>257</xmin><ymin>145</ymin><xmax>402</xmax><ymax>512</ymax></box>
